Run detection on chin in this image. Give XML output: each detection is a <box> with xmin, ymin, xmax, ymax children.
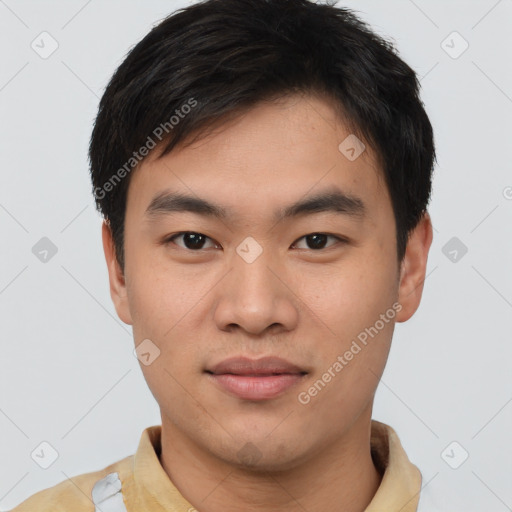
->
<box><xmin>232</xmin><ymin>451</ymin><xmax>308</xmax><ymax>474</ymax></box>
<box><xmin>211</xmin><ymin>435</ymin><xmax>309</xmax><ymax>474</ymax></box>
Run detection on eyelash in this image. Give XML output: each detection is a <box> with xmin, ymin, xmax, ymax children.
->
<box><xmin>163</xmin><ymin>232</ymin><xmax>348</xmax><ymax>251</ymax></box>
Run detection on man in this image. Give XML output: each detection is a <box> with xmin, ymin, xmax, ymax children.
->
<box><xmin>11</xmin><ymin>0</ymin><xmax>437</xmax><ymax>510</ymax></box>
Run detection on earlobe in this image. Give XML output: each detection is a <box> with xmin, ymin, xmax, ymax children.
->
<box><xmin>396</xmin><ymin>211</ymin><xmax>433</xmax><ymax>323</ymax></box>
<box><xmin>101</xmin><ymin>220</ymin><xmax>133</xmax><ymax>325</ymax></box>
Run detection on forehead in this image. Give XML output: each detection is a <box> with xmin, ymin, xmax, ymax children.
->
<box><xmin>125</xmin><ymin>94</ymin><xmax>390</xmax><ymax>226</ymax></box>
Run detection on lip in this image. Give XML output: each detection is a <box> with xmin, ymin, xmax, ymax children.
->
<box><xmin>207</xmin><ymin>356</ymin><xmax>306</xmax><ymax>376</ymax></box>
<box><xmin>205</xmin><ymin>356</ymin><xmax>308</xmax><ymax>401</ymax></box>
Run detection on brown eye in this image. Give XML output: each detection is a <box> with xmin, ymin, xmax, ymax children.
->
<box><xmin>292</xmin><ymin>233</ymin><xmax>346</xmax><ymax>250</ymax></box>
<box><xmin>167</xmin><ymin>232</ymin><xmax>218</xmax><ymax>250</ymax></box>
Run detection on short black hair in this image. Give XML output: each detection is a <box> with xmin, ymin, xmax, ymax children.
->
<box><xmin>89</xmin><ymin>0</ymin><xmax>435</xmax><ymax>272</ymax></box>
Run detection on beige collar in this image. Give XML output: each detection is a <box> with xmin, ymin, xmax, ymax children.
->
<box><xmin>125</xmin><ymin>420</ymin><xmax>422</xmax><ymax>511</ymax></box>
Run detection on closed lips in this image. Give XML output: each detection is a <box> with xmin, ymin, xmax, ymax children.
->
<box><xmin>206</xmin><ymin>356</ymin><xmax>307</xmax><ymax>376</ymax></box>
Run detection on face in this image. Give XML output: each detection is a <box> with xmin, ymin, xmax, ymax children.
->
<box><xmin>103</xmin><ymin>94</ymin><xmax>432</xmax><ymax>471</ymax></box>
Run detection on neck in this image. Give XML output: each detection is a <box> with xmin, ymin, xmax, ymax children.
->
<box><xmin>159</xmin><ymin>406</ymin><xmax>382</xmax><ymax>512</ymax></box>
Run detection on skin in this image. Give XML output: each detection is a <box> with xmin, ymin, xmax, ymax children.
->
<box><xmin>102</xmin><ymin>93</ymin><xmax>433</xmax><ymax>512</ymax></box>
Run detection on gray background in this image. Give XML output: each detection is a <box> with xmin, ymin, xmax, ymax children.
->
<box><xmin>1</xmin><ymin>0</ymin><xmax>511</xmax><ymax>510</ymax></box>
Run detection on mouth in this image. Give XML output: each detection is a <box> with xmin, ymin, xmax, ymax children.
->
<box><xmin>205</xmin><ymin>356</ymin><xmax>308</xmax><ymax>401</ymax></box>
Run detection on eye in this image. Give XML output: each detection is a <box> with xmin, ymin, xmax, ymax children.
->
<box><xmin>292</xmin><ymin>233</ymin><xmax>346</xmax><ymax>250</ymax></box>
<box><xmin>165</xmin><ymin>232</ymin><xmax>219</xmax><ymax>251</ymax></box>
<box><xmin>164</xmin><ymin>232</ymin><xmax>347</xmax><ymax>252</ymax></box>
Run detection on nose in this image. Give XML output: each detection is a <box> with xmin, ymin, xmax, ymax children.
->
<box><xmin>213</xmin><ymin>244</ymin><xmax>299</xmax><ymax>336</ymax></box>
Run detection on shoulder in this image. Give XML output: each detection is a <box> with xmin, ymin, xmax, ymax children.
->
<box><xmin>8</xmin><ymin>455</ymin><xmax>134</xmax><ymax>512</ymax></box>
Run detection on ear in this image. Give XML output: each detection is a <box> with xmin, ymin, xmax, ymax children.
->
<box><xmin>396</xmin><ymin>211</ymin><xmax>433</xmax><ymax>323</ymax></box>
<box><xmin>101</xmin><ymin>220</ymin><xmax>133</xmax><ymax>325</ymax></box>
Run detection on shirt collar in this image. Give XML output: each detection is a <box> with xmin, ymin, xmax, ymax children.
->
<box><xmin>128</xmin><ymin>420</ymin><xmax>422</xmax><ymax>511</ymax></box>
<box><xmin>366</xmin><ymin>420</ymin><xmax>422</xmax><ymax>511</ymax></box>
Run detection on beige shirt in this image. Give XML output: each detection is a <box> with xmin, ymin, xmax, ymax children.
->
<box><xmin>10</xmin><ymin>420</ymin><xmax>423</xmax><ymax>511</ymax></box>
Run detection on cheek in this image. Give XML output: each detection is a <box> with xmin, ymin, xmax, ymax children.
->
<box><xmin>126</xmin><ymin>256</ymin><xmax>197</xmax><ymax>337</ymax></box>
<box><xmin>126</xmin><ymin>272</ymin><xmax>172</xmax><ymax>342</ymax></box>
<box><xmin>127</xmin><ymin>264</ymin><xmax>208</xmax><ymax>412</ymax></box>
<box><xmin>299</xmin><ymin>255</ymin><xmax>397</xmax><ymax>341</ymax></box>
<box><xmin>125</xmin><ymin>258</ymin><xmax>221</xmax><ymax>381</ymax></box>
<box><xmin>296</xmin><ymin>267</ymin><xmax>396</xmax><ymax>424</ymax></box>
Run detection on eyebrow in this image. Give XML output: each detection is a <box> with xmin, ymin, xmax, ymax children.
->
<box><xmin>145</xmin><ymin>187</ymin><xmax>366</xmax><ymax>223</ymax></box>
